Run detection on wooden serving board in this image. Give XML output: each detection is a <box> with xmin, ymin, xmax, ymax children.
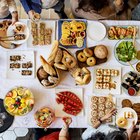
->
<box><xmin>75</xmin><ymin>46</ymin><xmax>107</xmax><ymax>68</ymax></box>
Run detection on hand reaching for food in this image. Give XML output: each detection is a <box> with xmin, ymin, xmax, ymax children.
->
<box><xmin>114</xmin><ymin>0</ymin><xmax>124</xmax><ymax>6</ymax></box>
<box><xmin>101</xmin><ymin>108</ymin><xmax>117</xmax><ymax>122</ymax></box>
<box><xmin>28</xmin><ymin>10</ymin><xmax>40</xmax><ymax>21</ymax></box>
<box><xmin>126</xmin><ymin>121</ymin><xmax>136</xmax><ymax>139</ymax></box>
<box><xmin>62</xmin><ymin>117</ymin><xmax>72</xmax><ymax>126</ymax></box>
<box><xmin>12</xmin><ymin>11</ymin><xmax>18</xmax><ymax>25</ymax></box>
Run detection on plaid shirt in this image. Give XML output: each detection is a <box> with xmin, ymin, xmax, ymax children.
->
<box><xmin>0</xmin><ymin>0</ymin><xmax>17</xmax><ymax>18</ymax></box>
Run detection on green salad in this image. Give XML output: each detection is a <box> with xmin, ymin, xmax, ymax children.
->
<box><xmin>116</xmin><ymin>41</ymin><xmax>137</xmax><ymax>62</ymax></box>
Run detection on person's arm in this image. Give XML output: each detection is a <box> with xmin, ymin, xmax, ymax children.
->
<box><xmin>20</xmin><ymin>0</ymin><xmax>32</xmax><ymax>14</ymax></box>
<box><xmin>7</xmin><ymin>0</ymin><xmax>18</xmax><ymax>24</ymax></box>
<box><xmin>135</xmin><ymin>124</ymin><xmax>140</xmax><ymax>140</ymax></box>
<box><xmin>59</xmin><ymin>117</ymin><xmax>72</xmax><ymax>140</ymax></box>
<box><xmin>126</xmin><ymin>121</ymin><xmax>136</xmax><ymax>140</ymax></box>
<box><xmin>92</xmin><ymin>108</ymin><xmax>117</xmax><ymax>129</ymax></box>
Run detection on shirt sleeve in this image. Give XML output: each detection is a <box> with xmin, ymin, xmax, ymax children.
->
<box><xmin>82</xmin><ymin>126</ymin><xmax>97</xmax><ymax>140</ymax></box>
<box><xmin>20</xmin><ymin>0</ymin><xmax>32</xmax><ymax>14</ymax></box>
<box><xmin>82</xmin><ymin>124</ymin><xmax>119</xmax><ymax>140</ymax></box>
<box><xmin>7</xmin><ymin>0</ymin><xmax>17</xmax><ymax>13</ymax></box>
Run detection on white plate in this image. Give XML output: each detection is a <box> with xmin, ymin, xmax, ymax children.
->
<box><xmin>87</xmin><ymin>21</ymin><xmax>106</xmax><ymax>41</ymax></box>
<box><xmin>116</xmin><ymin>107</ymin><xmax>138</xmax><ymax>129</ymax></box>
<box><xmin>7</xmin><ymin>22</ymin><xmax>29</xmax><ymax>44</ymax></box>
<box><xmin>27</xmin><ymin>20</ymin><xmax>56</xmax><ymax>48</ymax></box>
<box><xmin>92</xmin><ymin>66</ymin><xmax>121</xmax><ymax>95</ymax></box>
<box><xmin>54</xmin><ymin>88</ymin><xmax>84</xmax><ymax>117</ymax></box>
<box><xmin>7</xmin><ymin>51</ymin><xmax>35</xmax><ymax>79</ymax></box>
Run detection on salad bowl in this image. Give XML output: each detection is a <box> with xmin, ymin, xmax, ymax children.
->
<box><xmin>114</xmin><ymin>39</ymin><xmax>138</xmax><ymax>66</ymax></box>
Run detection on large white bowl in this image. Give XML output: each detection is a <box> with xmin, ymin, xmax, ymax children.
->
<box><xmin>114</xmin><ymin>39</ymin><xmax>138</xmax><ymax>66</ymax></box>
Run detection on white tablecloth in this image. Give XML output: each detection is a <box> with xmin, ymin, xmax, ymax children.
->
<box><xmin>0</xmin><ymin>19</ymin><xmax>140</xmax><ymax>128</ymax></box>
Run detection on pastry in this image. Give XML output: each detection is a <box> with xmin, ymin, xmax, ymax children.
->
<box><xmin>47</xmin><ymin>40</ymin><xmax>59</xmax><ymax>65</ymax></box>
<box><xmin>96</xmin><ymin>69</ymin><xmax>103</xmax><ymax>76</ymax></box>
<box><xmin>98</xmin><ymin>111</ymin><xmax>105</xmax><ymax>118</ymax></box>
<box><xmin>48</xmin><ymin>76</ymin><xmax>58</xmax><ymax>84</ymax></box>
<box><xmin>91</xmin><ymin>118</ymin><xmax>98</xmax><ymax>124</ymax></box>
<box><xmin>94</xmin><ymin>45</ymin><xmax>108</xmax><ymax>59</ymax></box>
<box><xmin>91</xmin><ymin>110</ymin><xmax>98</xmax><ymax>117</ymax></box>
<box><xmin>124</xmin><ymin>112</ymin><xmax>133</xmax><ymax>119</ymax></box>
<box><xmin>98</xmin><ymin>97</ymin><xmax>106</xmax><ymax>104</ymax></box>
<box><xmin>21</xmin><ymin>70</ymin><xmax>32</xmax><ymax>75</ymax></box>
<box><xmin>62</xmin><ymin>50</ymin><xmax>77</xmax><ymax>69</ymax></box>
<box><xmin>91</xmin><ymin>103</ymin><xmax>98</xmax><ymax>110</ymax></box>
<box><xmin>77</xmin><ymin>52</ymin><xmax>87</xmax><ymax>62</ymax></box>
<box><xmin>54</xmin><ymin>63</ymin><xmax>67</xmax><ymax>70</ymax></box>
<box><xmin>105</xmin><ymin>101</ymin><xmax>113</xmax><ymax>109</ymax></box>
<box><xmin>98</xmin><ymin>104</ymin><xmax>105</xmax><ymax>111</ymax></box>
<box><xmin>40</xmin><ymin>55</ymin><xmax>56</xmax><ymax>76</ymax></box>
<box><xmin>91</xmin><ymin>96</ymin><xmax>98</xmax><ymax>103</ymax></box>
<box><xmin>83</xmin><ymin>48</ymin><xmax>93</xmax><ymax>57</ymax></box>
<box><xmin>41</xmin><ymin>79</ymin><xmax>50</xmax><ymax>87</ymax></box>
<box><xmin>38</xmin><ymin>68</ymin><xmax>48</xmax><ymax>79</ymax></box>
<box><xmin>122</xmin><ymin>99</ymin><xmax>132</xmax><ymax>108</ymax></box>
<box><xmin>54</xmin><ymin>48</ymin><xmax>63</xmax><ymax>63</ymax></box>
<box><xmin>116</xmin><ymin>117</ymin><xmax>127</xmax><ymax>128</ymax></box>
<box><xmin>14</xmin><ymin>24</ymin><xmax>25</xmax><ymax>33</ymax></box>
<box><xmin>86</xmin><ymin>57</ymin><xmax>96</xmax><ymax>66</ymax></box>
<box><xmin>133</xmin><ymin>103</ymin><xmax>140</xmax><ymax>113</ymax></box>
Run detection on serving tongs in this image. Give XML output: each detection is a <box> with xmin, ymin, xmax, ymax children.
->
<box><xmin>0</xmin><ymin>34</ymin><xmax>26</xmax><ymax>41</ymax></box>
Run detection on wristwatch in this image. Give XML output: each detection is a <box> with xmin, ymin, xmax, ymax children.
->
<box><xmin>98</xmin><ymin>118</ymin><xmax>103</xmax><ymax>123</ymax></box>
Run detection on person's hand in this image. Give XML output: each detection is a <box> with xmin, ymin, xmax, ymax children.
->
<box><xmin>101</xmin><ymin>108</ymin><xmax>117</xmax><ymax>122</ymax></box>
<box><xmin>28</xmin><ymin>10</ymin><xmax>35</xmax><ymax>21</ymax></box>
<box><xmin>12</xmin><ymin>11</ymin><xmax>18</xmax><ymax>25</ymax></box>
<box><xmin>62</xmin><ymin>117</ymin><xmax>72</xmax><ymax>127</ymax></box>
<box><xmin>28</xmin><ymin>10</ymin><xmax>40</xmax><ymax>21</ymax></box>
<box><xmin>114</xmin><ymin>0</ymin><xmax>124</xmax><ymax>6</ymax></box>
<box><xmin>126</xmin><ymin>121</ymin><xmax>136</xmax><ymax>139</ymax></box>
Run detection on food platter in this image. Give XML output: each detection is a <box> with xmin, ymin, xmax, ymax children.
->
<box><xmin>87</xmin><ymin>21</ymin><xmax>106</xmax><ymax>41</ymax></box>
<box><xmin>4</xmin><ymin>87</ymin><xmax>34</xmax><ymax>116</ymax></box>
<box><xmin>6</xmin><ymin>51</ymin><xmax>35</xmax><ymax>79</ymax></box>
<box><xmin>58</xmin><ymin>19</ymin><xmax>87</xmax><ymax>49</ymax></box>
<box><xmin>76</xmin><ymin>46</ymin><xmax>108</xmax><ymax>68</ymax></box>
<box><xmin>0</xmin><ymin>20</ymin><xmax>21</xmax><ymax>49</ymax></box>
<box><xmin>7</xmin><ymin>22</ymin><xmax>29</xmax><ymax>44</ymax></box>
<box><xmin>117</xmin><ymin>97</ymin><xmax>140</xmax><ymax>124</ymax></box>
<box><xmin>87</xmin><ymin>95</ymin><xmax>116</xmax><ymax>126</ymax></box>
<box><xmin>54</xmin><ymin>88</ymin><xmax>84</xmax><ymax>117</ymax></box>
<box><xmin>34</xmin><ymin>107</ymin><xmax>55</xmax><ymax>128</ymax></box>
<box><xmin>27</xmin><ymin>20</ymin><xmax>56</xmax><ymax>47</ymax></box>
<box><xmin>92</xmin><ymin>66</ymin><xmax>121</xmax><ymax>95</ymax></box>
<box><xmin>108</xmin><ymin>25</ymin><xmax>138</xmax><ymax>40</ymax></box>
<box><xmin>116</xmin><ymin>107</ymin><xmax>138</xmax><ymax>129</ymax></box>
<box><xmin>114</xmin><ymin>39</ymin><xmax>138</xmax><ymax>66</ymax></box>
<box><xmin>121</xmin><ymin>71</ymin><xmax>140</xmax><ymax>95</ymax></box>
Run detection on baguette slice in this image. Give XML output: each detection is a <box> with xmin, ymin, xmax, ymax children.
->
<box><xmin>40</xmin><ymin>55</ymin><xmax>56</xmax><ymax>76</ymax></box>
<box><xmin>47</xmin><ymin>40</ymin><xmax>59</xmax><ymax>65</ymax></box>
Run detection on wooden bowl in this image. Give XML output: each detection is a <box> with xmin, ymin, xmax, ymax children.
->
<box><xmin>37</xmin><ymin>66</ymin><xmax>60</xmax><ymax>89</ymax></box>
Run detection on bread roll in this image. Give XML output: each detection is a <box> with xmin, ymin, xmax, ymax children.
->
<box><xmin>40</xmin><ymin>55</ymin><xmax>56</xmax><ymax>76</ymax></box>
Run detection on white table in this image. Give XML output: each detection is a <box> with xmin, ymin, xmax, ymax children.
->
<box><xmin>0</xmin><ymin>19</ymin><xmax>140</xmax><ymax>128</ymax></box>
